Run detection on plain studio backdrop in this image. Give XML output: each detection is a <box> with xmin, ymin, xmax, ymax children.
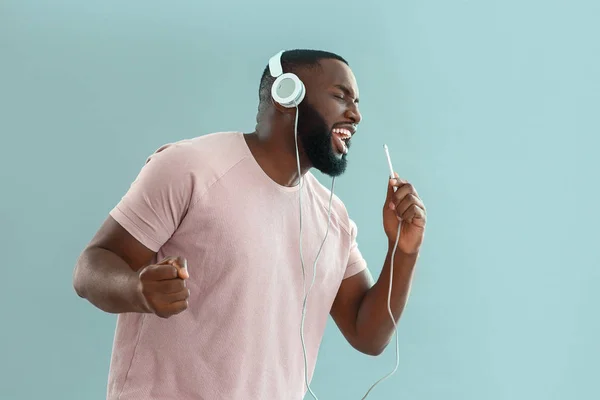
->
<box><xmin>1</xmin><ymin>1</ymin><xmax>598</xmax><ymax>399</ymax></box>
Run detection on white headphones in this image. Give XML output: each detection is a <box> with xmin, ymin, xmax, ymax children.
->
<box><xmin>268</xmin><ymin>50</ymin><xmax>306</xmax><ymax>108</ymax></box>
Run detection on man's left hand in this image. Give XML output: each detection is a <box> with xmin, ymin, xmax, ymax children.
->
<box><xmin>383</xmin><ymin>173</ymin><xmax>426</xmax><ymax>254</ymax></box>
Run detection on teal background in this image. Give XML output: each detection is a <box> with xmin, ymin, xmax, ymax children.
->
<box><xmin>1</xmin><ymin>1</ymin><xmax>598</xmax><ymax>399</ymax></box>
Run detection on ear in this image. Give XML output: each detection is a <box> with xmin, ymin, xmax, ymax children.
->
<box><xmin>271</xmin><ymin>98</ymin><xmax>298</xmax><ymax>114</ymax></box>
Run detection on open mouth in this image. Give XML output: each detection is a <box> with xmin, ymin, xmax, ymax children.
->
<box><xmin>332</xmin><ymin>127</ymin><xmax>352</xmax><ymax>155</ymax></box>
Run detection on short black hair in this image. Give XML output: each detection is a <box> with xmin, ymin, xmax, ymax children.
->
<box><xmin>258</xmin><ymin>49</ymin><xmax>348</xmax><ymax>106</ymax></box>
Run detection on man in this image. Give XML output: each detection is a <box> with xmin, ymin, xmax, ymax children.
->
<box><xmin>73</xmin><ymin>49</ymin><xmax>426</xmax><ymax>400</ymax></box>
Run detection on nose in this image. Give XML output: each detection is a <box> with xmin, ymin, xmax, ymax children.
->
<box><xmin>345</xmin><ymin>103</ymin><xmax>362</xmax><ymax>125</ymax></box>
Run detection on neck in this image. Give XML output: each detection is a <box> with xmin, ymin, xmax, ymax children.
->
<box><xmin>244</xmin><ymin>115</ymin><xmax>312</xmax><ymax>187</ymax></box>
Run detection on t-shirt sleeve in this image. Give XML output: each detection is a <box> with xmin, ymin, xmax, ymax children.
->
<box><xmin>109</xmin><ymin>142</ymin><xmax>196</xmax><ymax>252</ymax></box>
<box><xmin>343</xmin><ymin>219</ymin><xmax>368</xmax><ymax>279</ymax></box>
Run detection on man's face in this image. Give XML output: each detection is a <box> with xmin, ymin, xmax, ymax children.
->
<box><xmin>296</xmin><ymin>59</ymin><xmax>362</xmax><ymax>177</ymax></box>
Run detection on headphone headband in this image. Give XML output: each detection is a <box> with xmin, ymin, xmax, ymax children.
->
<box><xmin>268</xmin><ymin>50</ymin><xmax>284</xmax><ymax>77</ymax></box>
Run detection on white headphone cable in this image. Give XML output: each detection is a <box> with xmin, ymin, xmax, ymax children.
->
<box><xmin>292</xmin><ymin>105</ymin><xmax>401</xmax><ymax>400</ymax></box>
<box><xmin>361</xmin><ymin>144</ymin><xmax>403</xmax><ymax>398</ymax></box>
<box><xmin>294</xmin><ymin>103</ymin><xmax>335</xmax><ymax>400</ymax></box>
<box><xmin>360</xmin><ymin>222</ymin><xmax>402</xmax><ymax>399</ymax></box>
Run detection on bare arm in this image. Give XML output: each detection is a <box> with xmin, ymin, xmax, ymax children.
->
<box><xmin>73</xmin><ymin>216</ymin><xmax>156</xmax><ymax>314</ymax></box>
<box><xmin>330</xmin><ymin>246</ymin><xmax>417</xmax><ymax>356</ymax></box>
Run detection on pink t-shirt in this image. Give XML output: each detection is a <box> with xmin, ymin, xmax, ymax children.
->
<box><xmin>107</xmin><ymin>131</ymin><xmax>368</xmax><ymax>400</ymax></box>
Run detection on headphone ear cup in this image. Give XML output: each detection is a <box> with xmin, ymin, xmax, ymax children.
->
<box><xmin>271</xmin><ymin>73</ymin><xmax>305</xmax><ymax>108</ymax></box>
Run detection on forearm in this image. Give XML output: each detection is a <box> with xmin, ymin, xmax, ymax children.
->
<box><xmin>355</xmin><ymin>243</ymin><xmax>418</xmax><ymax>354</ymax></box>
<box><xmin>73</xmin><ymin>247</ymin><xmax>148</xmax><ymax>314</ymax></box>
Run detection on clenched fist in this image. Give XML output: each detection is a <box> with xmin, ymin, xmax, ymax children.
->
<box><xmin>138</xmin><ymin>256</ymin><xmax>190</xmax><ymax>318</ymax></box>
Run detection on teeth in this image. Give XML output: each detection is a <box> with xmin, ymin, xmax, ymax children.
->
<box><xmin>333</xmin><ymin>128</ymin><xmax>352</xmax><ymax>138</ymax></box>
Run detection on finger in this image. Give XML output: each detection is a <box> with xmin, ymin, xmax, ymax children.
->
<box><xmin>412</xmin><ymin>213</ymin><xmax>426</xmax><ymax>227</ymax></box>
<box><xmin>157</xmin><ymin>300</ymin><xmax>188</xmax><ymax>318</ymax></box>
<box><xmin>154</xmin><ymin>278</ymin><xmax>186</xmax><ymax>294</ymax></box>
<box><xmin>386</xmin><ymin>178</ymin><xmax>396</xmax><ymax>202</ymax></box>
<box><xmin>400</xmin><ymin>203</ymin><xmax>418</xmax><ymax>222</ymax></box>
<box><xmin>393</xmin><ymin>181</ymin><xmax>417</xmax><ymax>198</ymax></box>
<box><xmin>401</xmin><ymin>204</ymin><xmax>426</xmax><ymax>226</ymax></box>
<box><xmin>162</xmin><ymin>256</ymin><xmax>189</xmax><ymax>280</ymax></box>
<box><xmin>394</xmin><ymin>193</ymin><xmax>425</xmax><ymax>216</ymax></box>
<box><xmin>411</xmin><ymin>206</ymin><xmax>426</xmax><ymax>227</ymax></box>
<box><xmin>387</xmin><ymin>178</ymin><xmax>409</xmax><ymax>205</ymax></box>
<box><xmin>158</xmin><ymin>288</ymin><xmax>190</xmax><ymax>304</ymax></box>
<box><xmin>389</xmin><ymin>183</ymin><xmax>419</xmax><ymax>211</ymax></box>
<box><xmin>389</xmin><ymin>175</ymin><xmax>408</xmax><ymax>188</ymax></box>
<box><xmin>141</xmin><ymin>264</ymin><xmax>178</xmax><ymax>281</ymax></box>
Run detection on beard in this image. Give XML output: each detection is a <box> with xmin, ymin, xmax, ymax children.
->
<box><xmin>296</xmin><ymin>101</ymin><xmax>350</xmax><ymax>177</ymax></box>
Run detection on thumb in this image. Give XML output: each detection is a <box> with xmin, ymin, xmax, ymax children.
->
<box><xmin>385</xmin><ymin>172</ymin><xmax>399</xmax><ymax>203</ymax></box>
<box><xmin>159</xmin><ymin>256</ymin><xmax>189</xmax><ymax>279</ymax></box>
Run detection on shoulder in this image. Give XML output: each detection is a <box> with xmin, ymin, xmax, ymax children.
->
<box><xmin>129</xmin><ymin>131</ymin><xmax>250</xmax><ymax>203</ymax></box>
<box><xmin>147</xmin><ymin>131</ymin><xmax>244</xmax><ymax>164</ymax></box>
<box><xmin>144</xmin><ymin>131</ymin><xmax>249</xmax><ymax>177</ymax></box>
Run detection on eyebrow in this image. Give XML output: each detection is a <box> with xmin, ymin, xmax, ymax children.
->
<box><xmin>334</xmin><ymin>84</ymin><xmax>359</xmax><ymax>103</ymax></box>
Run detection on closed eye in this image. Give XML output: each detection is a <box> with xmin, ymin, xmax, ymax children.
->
<box><xmin>333</xmin><ymin>84</ymin><xmax>359</xmax><ymax>104</ymax></box>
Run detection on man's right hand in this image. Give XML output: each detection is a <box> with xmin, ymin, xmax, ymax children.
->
<box><xmin>138</xmin><ymin>256</ymin><xmax>190</xmax><ymax>318</ymax></box>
